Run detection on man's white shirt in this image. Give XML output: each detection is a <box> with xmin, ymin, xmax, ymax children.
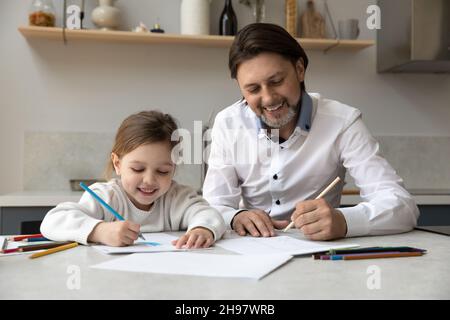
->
<box><xmin>203</xmin><ymin>92</ymin><xmax>419</xmax><ymax>237</ymax></box>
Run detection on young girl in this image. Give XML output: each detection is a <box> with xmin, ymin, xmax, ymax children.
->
<box><xmin>40</xmin><ymin>111</ymin><xmax>226</xmax><ymax>248</ymax></box>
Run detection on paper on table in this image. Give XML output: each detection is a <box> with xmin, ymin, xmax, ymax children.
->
<box><xmin>91</xmin><ymin>252</ymin><xmax>293</xmax><ymax>280</ymax></box>
<box><xmin>216</xmin><ymin>232</ymin><xmax>358</xmax><ymax>256</ymax></box>
<box><xmin>92</xmin><ymin>233</ymin><xmax>186</xmax><ymax>254</ymax></box>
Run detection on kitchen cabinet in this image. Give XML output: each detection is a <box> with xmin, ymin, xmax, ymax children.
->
<box><xmin>0</xmin><ymin>191</ymin><xmax>82</xmax><ymax>235</ymax></box>
<box><xmin>0</xmin><ymin>207</ymin><xmax>51</xmax><ymax>235</ymax></box>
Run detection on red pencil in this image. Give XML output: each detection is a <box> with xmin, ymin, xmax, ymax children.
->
<box><xmin>8</xmin><ymin>234</ymin><xmax>43</xmax><ymax>241</ymax></box>
<box><xmin>2</xmin><ymin>247</ymin><xmax>22</xmax><ymax>254</ymax></box>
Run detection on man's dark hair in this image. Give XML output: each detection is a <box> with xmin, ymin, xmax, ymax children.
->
<box><xmin>229</xmin><ymin>23</ymin><xmax>309</xmax><ymax>91</ymax></box>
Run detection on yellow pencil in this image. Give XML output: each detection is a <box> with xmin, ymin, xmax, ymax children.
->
<box><xmin>29</xmin><ymin>242</ymin><xmax>78</xmax><ymax>259</ymax></box>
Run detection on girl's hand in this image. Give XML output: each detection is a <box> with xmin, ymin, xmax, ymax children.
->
<box><xmin>171</xmin><ymin>227</ymin><xmax>214</xmax><ymax>249</ymax></box>
<box><xmin>88</xmin><ymin>221</ymin><xmax>141</xmax><ymax>247</ymax></box>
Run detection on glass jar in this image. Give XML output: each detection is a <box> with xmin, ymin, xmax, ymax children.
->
<box><xmin>29</xmin><ymin>0</ymin><xmax>56</xmax><ymax>27</ymax></box>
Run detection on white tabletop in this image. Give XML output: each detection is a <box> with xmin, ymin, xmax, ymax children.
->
<box><xmin>0</xmin><ymin>230</ymin><xmax>448</xmax><ymax>299</ymax></box>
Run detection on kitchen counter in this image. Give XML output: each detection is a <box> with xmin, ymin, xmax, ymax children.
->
<box><xmin>0</xmin><ymin>191</ymin><xmax>448</xmax><ymax>235</ymax></box>
<box><xmin>0</xmin><ymin>191</ymin><xmax>83</xmax><ymax>207</ymax></box>
<box><xmin>340</xmin><ymin>194</ymin><xmax>450</xmax><ymax>206</ymax></box>
<box><xmin>0</xmin><ymin>190</ymin><xmax>450</xmax><ymax>207</ymax></box>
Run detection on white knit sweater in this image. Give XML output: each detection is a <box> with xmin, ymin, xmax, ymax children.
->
<box><xmin>40</xmin><ymin>179</ymin><xmax>226</xmax><ymax>245</ymax></box>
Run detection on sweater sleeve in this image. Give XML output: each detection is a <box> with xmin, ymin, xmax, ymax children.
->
<box><xmin>40</xmin><ymin>184</ymin><xmax>116</xmax><ymax>245</ymax></box>
<box><xmin>168</xmin><ymin>183</ymin><xmax>226</xmax><ymax>241</ymax></box>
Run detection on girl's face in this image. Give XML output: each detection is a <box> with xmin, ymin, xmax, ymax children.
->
<box><xmin>112</xmin><ymin>142</ymin><xmax>175</xmax><ymax>211</ymax></box>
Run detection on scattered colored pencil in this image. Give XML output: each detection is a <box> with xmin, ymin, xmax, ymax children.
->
<box><xmin>313</xmin><ymin>246</ymin><xmax>427</xmax><ymax>260</ymax></box>
<box><xmin>1</xmin><ymin>242</ymin><xmax>73</xmax><ymax>254</ymax></box>
<box><xmin>328</xmin><ymin>246</ymin><xmax>426</xmax><ymax>255</ymax></box>
<box><xmin>19</xmin><ymin>241</ymin><xmax>73</xmax><ymax>251</ymax></box>
<box><xmin>319</xmin><ymin>251</ymin><xmax>425</xmax><ymax>260</ymax></box>
<box><xmin>1</xmin><ymin>238</ymin><xmax>8</xmax><ymax>251</ymax></box>
<box><xmin>23</xmin><ymin>237</ymin><xmax>50</xmax><ymax>242</ymax></box>
<box><xmin>8</xmin><ymin>234</ymin><xmax>43</xmax><ymax>241</ymax></box>
<box><xmin>29</xmin><ymin>242</ymin><xmax>78</xmax><ymax>259</ymax></box>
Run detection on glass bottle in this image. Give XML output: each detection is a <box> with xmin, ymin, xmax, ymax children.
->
<box><xmin>219</xmin><ymin>0</ymin><xmax>237</xmax><ymax>36</ymax></box>
<box><xmin>29</xmin><ymin>0</ymin><xmax>56</xmax><ymax>27</ymax></box>
<box><xmin>253</xmin><ymin>0</ymin><xmax>265</xmax><ymax>23</ymax></box>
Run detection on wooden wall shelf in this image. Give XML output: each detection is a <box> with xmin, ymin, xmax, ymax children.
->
<box><xmin>19</xmin><ymin>26</ymin><xmax>374</xmax><ymax>52</ymax></box>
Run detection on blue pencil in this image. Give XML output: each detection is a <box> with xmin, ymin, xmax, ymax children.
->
<box><xmin>79</xmin><ymin>182</ymin><xmax>146</xmax><ymax>241</ymax></box>
<box><xmin>24</xmin><ymin>237</ymin><xmax>50</xmax><ymax>242</ymax></box>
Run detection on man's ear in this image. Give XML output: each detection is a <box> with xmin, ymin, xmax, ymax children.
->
<box><xmin>295</xmin><ymin>58</ymin><xmax>305</xmax><ymax>82</ymax></box>
<box><xmin>111</xmin><ymin>153</ymin><xmax>121</xmax><ymax>176</ymax></box>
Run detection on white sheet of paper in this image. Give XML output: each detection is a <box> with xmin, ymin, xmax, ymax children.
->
<box><xmin>216</xmin><ymin>233</ymin><xmax>358</xmax><ymax>256</ymax></box>
<box><xmin>91</xmin><ymin>252</ymin><xmax>293</xmax><ymax>280</ymax></box>
<box><xmin>92</xmin><ymin>233</ymin><xmax>185</xmax><ymax>254</ymax></box>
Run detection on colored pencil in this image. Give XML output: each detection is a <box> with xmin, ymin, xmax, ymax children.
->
<box><xmin>79</xmin><ymin>182</ymin><xmax>146</xmax><ymax>241</ymax></box>
<box><xmin>2</xmin><ymin>248</ymin><xmax>22</xmax><ymax>254</ymax></box>
<box><xmin>8</xmin><ymin>234</ymin><xmax>43</xmax><ymax>241</ymax></box>
<box><xmin>1</xmin><ymin>238</ymin><xmax>8</xmax><ymax>251</ymax></box>
<box><xmin>342</xmin><ymin>251</ymin><xmax>424</xmax><ymax>260</ymax></box>
<box><xmin>1</xmin><ymin>242</ymin><xmax>73</xmax><ymax>254</ymax></box>
<box><xmin>19</xmin><ymin>241</ymin><xmax>73</xmax><ymax>251</ymax></box>
<box><xmin>23</xmin><ymin>237</ymin><xmax>50</xmax><ymax>242</ymax></box>
<box><xmin>284</xmin><ymin>177</ymin><xmax>341</xmax><ymax>232</ymax></box>
<box><xmin>321</xmin><ymin>251</ymin><xmax>424</xmax><ymax>260</ymax></box>
<box><xmin>29</xmin><ymin>242</ymin><xmax>78</xmax><ymax>259</ymax></box>
<box><xmin>329</xmin><ymin>246</ymin><xmax>426</xmax><ymax>255</ymax></box>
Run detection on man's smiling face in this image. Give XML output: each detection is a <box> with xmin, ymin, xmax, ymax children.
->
<box><xmin>236</xmin><ymin>52</ymin><xmax>305</xmax><ymax>129</ymax></box>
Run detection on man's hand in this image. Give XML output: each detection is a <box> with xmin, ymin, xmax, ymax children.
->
<box><xmin>232</xmin><ymin>209</ymin><xmax>290</xmax><ymax>237</ymax></box>
<box><xmin>291</xmin><ymin>198</ymin><xmax>347</xmax><ymax>240</ymax></box>
<box><xmin>88</xmin><ymin>221</ymin><xmax>140</xmax><ymax>247</ymax></box>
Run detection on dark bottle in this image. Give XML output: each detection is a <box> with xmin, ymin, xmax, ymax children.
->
<box><xmin>219</xmin><ymin>0</ymin><xmax>237</xmax><ymax>36</ymax></box>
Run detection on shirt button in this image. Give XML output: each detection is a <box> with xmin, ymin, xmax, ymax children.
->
<box><xmin>275</xmin><ymin>200</ymin><xmax>281</xmax><ymax>205</ymax></box>
<box><xmin>273</xmin><ymin>174</ymin><xmax>278</xmax><ymax>180</ymax></box>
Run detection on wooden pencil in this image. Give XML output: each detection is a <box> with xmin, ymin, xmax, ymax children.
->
<box><xmin>29</xmin><ymin>242</ymin><xmax>78</xmax><ymax>259</ymax></box>
<box><xmin>284</xmin><ymin>177</ymin><xmax>341</xmax><ymax>232</ymax></box>
<box><xmin>1</xmin><ymin>238</ymin><xmax>8</xmax><ymax>251</ymax></box>
<box><xmin>19</xmin><ymin>241</ymin><xmax>73</xmax><ymax>252</ymax></box>
<box><xmin>8</xmin><ymin>234</ymin><xmax>43</xmax><ymax>241</ymax></box>
<box><xmin>342</xmin><ymin>251</ymin><xmax>424</xmax><ymax>260</ymax></box>
<box><xmin>2</xmin><ymin>242</ymin><xmax>73</xmax><ymax>254</ymax></box>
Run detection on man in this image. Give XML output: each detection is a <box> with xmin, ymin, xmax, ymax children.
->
<box><xmin>203</xmin><ymin>23</ymin><xmax>419</xmax><ymax>240</ymax></box>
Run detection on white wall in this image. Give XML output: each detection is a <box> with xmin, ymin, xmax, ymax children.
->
<box><xmin>1</xmin><ymin>0</ymin><xmax>450</xmax><ymax>194</ymax></box>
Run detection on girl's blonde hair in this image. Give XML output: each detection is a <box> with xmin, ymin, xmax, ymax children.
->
<box><xmin>104</xmin><ymin>110</ymin><xmax>179</xmax><ymax>180</ymax></box>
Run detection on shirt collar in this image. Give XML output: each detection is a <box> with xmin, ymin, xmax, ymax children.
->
<box><xmin>255</xmin><ymin>91</ymin><xmax>313</xmax><ymax>133</ymax></box>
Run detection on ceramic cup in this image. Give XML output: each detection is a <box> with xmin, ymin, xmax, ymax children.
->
<box><xmin>338</xmin><ymin>19</ymin><xmax>360</xmax><ymax>40</ymax></box>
